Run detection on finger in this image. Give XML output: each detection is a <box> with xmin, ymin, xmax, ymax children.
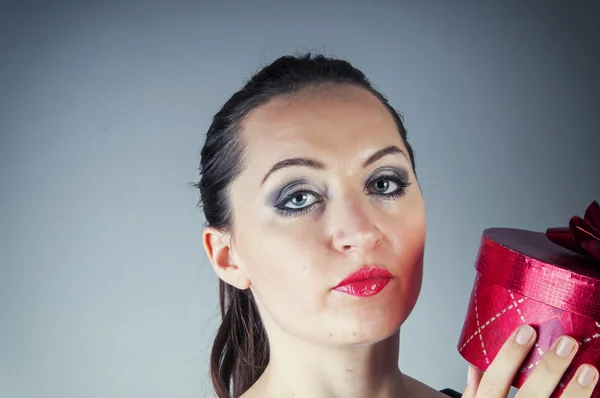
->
<box><xmin>515</xmin><ymin>335</ymin><xmax>579</xmax><ymax>397</ymax></box>
<box><xmin>560</xmin><ymin>364</ymin><xmax>598</xmax><ymax>397</ymax></box>
<box><xmin>462</xmin><ymin>365</ymin><xmax>484</xmax><ymax>398</ymax></box>
<box><xmin>476</xmin><ymin>325</ymin><xmax>536</xmax><ymax>397</ymax></box>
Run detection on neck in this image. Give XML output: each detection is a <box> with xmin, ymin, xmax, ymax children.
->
<box><xmin>249</xmin><ymin>329</ymin><xmax>405</xmax><ymax>398</ymax></box>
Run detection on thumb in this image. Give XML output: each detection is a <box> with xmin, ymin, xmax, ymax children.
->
<box><xmin>462</xmin><ymin>365</ymin><xmax>483</xmax><ymax>397</ymax></box>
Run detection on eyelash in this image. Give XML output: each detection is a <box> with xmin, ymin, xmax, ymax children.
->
<box><xmin>273</xmin><ymin>175</ymin><xmax>412</xmax><ymax>217</ymax></box>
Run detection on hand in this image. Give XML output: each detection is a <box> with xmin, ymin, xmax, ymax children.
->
<box><xmin>463</xmin><ymin>325</ymin><xmax>599</xmax><ymax>397</ymax></box>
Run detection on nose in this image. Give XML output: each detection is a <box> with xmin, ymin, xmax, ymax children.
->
<box><xmin>329</xmin><ymin>196</ymin><xmax>384</xmax><ymax>253</ymax></box>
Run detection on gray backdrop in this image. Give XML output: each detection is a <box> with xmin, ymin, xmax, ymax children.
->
<box><xmin>1</xmin><ymin>1</ymin><xmax>599</xmax><ymax>397</ymax></box>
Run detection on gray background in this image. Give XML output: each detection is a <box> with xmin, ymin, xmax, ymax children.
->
<box><xmin>1</xmin><ymin>1</ymin><xmax>599</xmax><ymax>397</ymax></box>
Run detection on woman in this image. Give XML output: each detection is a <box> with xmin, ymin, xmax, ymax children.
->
<box><xmin>195</xmin><ymin>53</ymin><xmax>598</xmax><ymax>398</ymax></box>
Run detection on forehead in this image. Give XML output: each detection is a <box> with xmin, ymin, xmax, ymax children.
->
<box><xmin>240</xmin><ymin>85</ymin><xmax>407</xmax><ymax>162</ymax></box>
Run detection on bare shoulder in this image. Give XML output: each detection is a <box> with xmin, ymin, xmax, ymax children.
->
<box><xmin>401</xmin><ymin>373</ymin><xmax>460</xmax><ymax>397</ymax></box>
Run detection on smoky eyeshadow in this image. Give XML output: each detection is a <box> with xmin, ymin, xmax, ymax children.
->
<box><xmin>265</xmin><ymin>179</ymin><xmax>316</xmax><ymax>207</ymax></box>
<box><xmin>264</xmin><ymin>166</ymin><xmax>410</xmax><ymax>207</ymax></box>
<box><xmin>368</xmin><ymin>166</ymin><xmax>409</xmax><ymax>182</ymax></box>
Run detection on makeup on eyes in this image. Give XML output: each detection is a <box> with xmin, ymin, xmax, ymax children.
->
<box><xmin>266</xmin><ymin>179</ymin><xmax>323</xmax><ymax>207</ymax></box>
<box><xmin>266</xmin><ymin>166</ymin><xmax>412</xmax><ymax>217</ymax></box>
<box><xmin>366</xmin><ymin>167</ymin><xmax>410</xmax><ymax>188</ymax></box>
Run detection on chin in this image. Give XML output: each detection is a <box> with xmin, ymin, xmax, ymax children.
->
<box><xmin>323</xmin><ymin>286</ymin><xmax>420</xmax><ymax>346</ymax></box>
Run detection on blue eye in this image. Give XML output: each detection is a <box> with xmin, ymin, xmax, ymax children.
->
<box><xmin>272</xmin><ymin>169</ymin><xmax>411</xmax><ymax>217</ymax></box>
<box><xmin>371</xmin><ymin>178</ymin><xmax>394</xmax><ymax>193</ymax></box>
<box><xmin>286</xmin><ymin>192</ymin><xmax>318</xmax><ymax>209</ymax></box>
<box><xmin>275</xmin><ymin>191</ymin><xmax>321</xmax><ymax>217</ymax></box>
<box><xmin>367</xmin><ymin>176</ymin><xmax>410</xmax><ymax>198</ymax></box>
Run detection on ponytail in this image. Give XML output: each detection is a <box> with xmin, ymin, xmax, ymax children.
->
<box><xmin>210</xmin><ymin>281</ymin><xmax>269</xmax><ymax>398</ymax></box>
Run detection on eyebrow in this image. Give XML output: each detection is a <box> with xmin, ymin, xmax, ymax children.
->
<box><xmin>260</xmin><ymin>145</ymin><xmax>408</xmax><ymax>186</ymax></box>
<box><xmin>362</xmin><ymin>145</ymin><xmax>407</xmax><ymax>168</ymax></box>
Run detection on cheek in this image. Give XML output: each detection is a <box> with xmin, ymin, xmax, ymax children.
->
<box><xmin>387</xmin><ymin>200</ymin><xmax>426</xmax><ymax>303</ymax></box>
<box><xmin>234</xmin><ymin>217</ymin><xmax>325</xmax><ymax>307</ymax></box>
<box><xmin>401</xmin><ymin>248</ymin><xmax>424</xmax><ymax>310</ymax></box>
<box><xmin>388</xmin><ymin>200</ymin><xmax>426</xmax><ymax>265</ymax></box>
<box><xmin>236</xmin><ymin>216</ymin><xmax>321</xmax><ymax>279</ymax></box>
<box><xmin>231</xmin><ymin>216</ymin><xmax>338</xmax><ymax>338</ymax></box>
<box><xmin>241</xmin><ymin>245</ymin><xmax>327</xmax><ymax>337</ymax></box>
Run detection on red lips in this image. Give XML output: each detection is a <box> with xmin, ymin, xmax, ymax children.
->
<box><xmin>332</xmin><ymin>266</ymin><xmax>393</xmax><ymax>297</ymax></box>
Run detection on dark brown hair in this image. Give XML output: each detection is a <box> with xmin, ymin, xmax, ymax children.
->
<box><xmin>196</xmin><ymin>53</ymin><xmax>416</xmax><ymax>398</ymax></box>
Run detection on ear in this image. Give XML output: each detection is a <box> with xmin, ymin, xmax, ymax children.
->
<box><xmin>202</xmin><ymin>226</ymin><xmax>251</xmax><ymax>290</ymax></box>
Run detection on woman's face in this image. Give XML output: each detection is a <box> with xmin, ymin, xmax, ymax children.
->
<box><xmin>223</xmin><ymin>85</ymin><xmax>425</xmax><ymax>345</ymax></box>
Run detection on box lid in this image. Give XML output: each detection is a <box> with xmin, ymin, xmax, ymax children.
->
<box><xmin>475</xmin><ymin>227</ymin><xmax>600</xmax><ymax>320</ymax></box>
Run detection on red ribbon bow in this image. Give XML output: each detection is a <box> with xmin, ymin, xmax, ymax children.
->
<box><xmin>546</xmin><ymin>200</ymin><xmax>600</xmax><ymax>264</ymax></box>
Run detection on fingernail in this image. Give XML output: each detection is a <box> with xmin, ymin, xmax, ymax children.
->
<box><xmin>467</xmin><ymin>366</ymin><xmax>473</xmax><ymax>385</ymax></box>
<box><xmin>515</xmin><ymin>325</ymin><xmax>534</xmax><ymax>345</ymax></box>
<box><xmin>556</xmin><ymin>336</ymin><xmax>575</xmax><ymax>358</ymax></box>
<box><xmin>578</xmin><ymin>365</ymin><xmax>595</xmax><ymax>386</ymax></box>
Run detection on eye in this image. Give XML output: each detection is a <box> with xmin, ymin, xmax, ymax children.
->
<box><xmin>284</xmin><ymin>192</ymin><xmax>319</xmax><ymax>209</ymax></box>
<box><xmin>370</xmin><ymin>178</ymin><xmax>396</xmax><ymax>194</ymax></box>
<box><xmin>366</xmin><ymin>172</ymin><xmax>411</xmax><ymax>199</ymax></box>
<box><xmin>273</xmin><ymin>184</ymin><xmax>323</xmax><ymax>217</ymax></box>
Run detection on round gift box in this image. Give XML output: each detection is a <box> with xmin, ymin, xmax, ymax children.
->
<box><xmin>458</xmin><ymin>228</ymin><xmax>600</xmax><ymax>397</ymax></box>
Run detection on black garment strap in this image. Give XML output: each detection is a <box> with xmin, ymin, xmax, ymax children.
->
<box><xmin>439</xmin><ymin>388</ymin><xmax>462</xmax><ymax>397</ymax></box>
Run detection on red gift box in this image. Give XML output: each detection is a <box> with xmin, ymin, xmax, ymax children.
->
<box><xmin>458</xmin><ymin>201</ymin><xmax>600</xmax><ymax>396</ymax></box>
